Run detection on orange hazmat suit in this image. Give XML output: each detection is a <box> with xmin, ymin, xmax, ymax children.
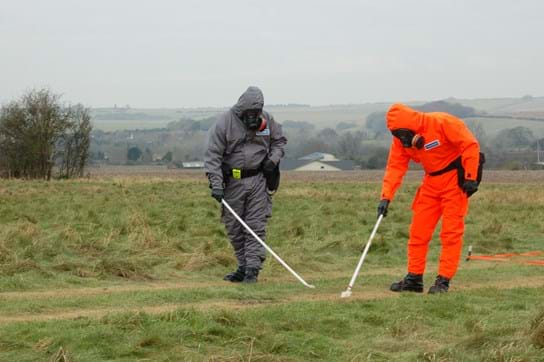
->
<box><xmin>381</xmin><ymin>103</ymin><xmax>480</xmax><ymax>279</ymax></box>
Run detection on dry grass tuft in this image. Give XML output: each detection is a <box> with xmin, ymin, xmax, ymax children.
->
<box><xmin>49</xmin><ymin>346</ymin><xmax>71</xmax><ymax>362</ymax></box>
<box><xmin>213</xmin><ymin>310</ymin><xmax>244</xmax><ymax>327</ymax></box>
<box><xmin>530</xmin><ymin>309</ymin><xmax>544</xmax><ymax>330</ymax></box>
<box><xmin>127</xmin><ymin>211</ymin><xmax>162</xmax><ymax>249</ymax></box>
<box><xmin>51</xmin><ymin>261</ymin><xmax>97</xmax><ymax>278</ymax></box>
<box><xmin>96</xmin><ymin>259</ymin><xmax>153</xmax><ymax>281</ymax></box>
<box><xmin>179</xmin><ymin>250</ymin><xmax>234</xmax><ymax>271</ymax></box>
<box><xmin>52</xmin><ymin>261</ymin><xmax>83</xmax><ymax>272</ymax></box>
<box><xmin>481</xmin><ymin>218</ymin><xmax>503</xmax><ymax>235</ymax></box>
<box><xmin>33</xmin><ymin>338</ymin><xmax>54</xmax><ymax>352</ymax></box>
<box><xmin>530</xmin><ymin>309</ymin><xmax>544</xmax><ymax>348</ymax></box>
<box><xmin>0</xmin><ymin>243</ymin><xmax>14</xmax><ymax>263</ymax></box>
<box><xmin>531</xmin><ymin>324</ymin><xmax>544</xmax><ymax>349</ymax></box>
<box><xmin>136</xmin><ymin>336</ymin><xmax>162</xmax><ymax>348</ymax></box>
<box><xmin>0</xmin><ymin>259</ymin><xmax>41</xmax><ymax>276</ymax></box>
<box><xmin>16</xmin><ymin>220</ymin><xmax>40</xmax><ymax>240</ymax></box>
<box><xmin>59</xmin><ymin>227</ymin><xmax>81</xmax><ymax>243</ymax></box>
<box><xmin>464</xmin><ymin>319</ymin><xmax>485</xmax><ymax>334</ymax></box>
<box><xmin>73</xmin><ymin>268</ymin><xmax>97</xmax><ymax>278</ymax></box>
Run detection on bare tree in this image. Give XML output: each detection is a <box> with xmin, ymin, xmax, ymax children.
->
<box><xmin>58</xmin><ymin>104</ymin><xmax>92</xmax><ymax>178</ymax></box>
<box><xmin>0</xmin><ymin>89</ymin><xmax>92</xmax><ymax>179</ymax></box>
<box><xmin>0</xmin><ymin>102</ymin><xmax>28</xmax><ymax>178</ymax></box>
<box><xmin>464</xmin><ymin>119</ymin><xmax>486</xmax><ymax>143</ymax></box>
<box><xmin>336</xmin><ymin>131</ymin><xmax>365</xmax><ymax>160</ymax></box>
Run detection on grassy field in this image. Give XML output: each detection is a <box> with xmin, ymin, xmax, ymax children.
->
<box><xmin>466</xmin><ymin>116</ymin><xmax>544</xmax><ymax>139</ymax></box>
<box><xmin>0</xmin><ymin>173</ymin><xmax>543</xmax><ymax>361</ymax></box>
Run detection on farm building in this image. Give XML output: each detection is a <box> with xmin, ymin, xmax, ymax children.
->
<box><xmin>281</xmin><ymin>152</ymin><xmax>354</xmax><ymax>171</ymax></box>
<box><xmin>537</xmin><ymin>140</ymin><xmax>544</xmax><ymax>166</ymax></box>
<box><xmin>181</xmin><ymin>161</ymin><xmax>205</xmax><ymax>169</ymax></box>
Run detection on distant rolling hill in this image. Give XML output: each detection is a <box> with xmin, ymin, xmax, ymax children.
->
<box><xmin>90</xmin><ymin>97</ymin><xmax>544</xmax><ymax>136</ymax></box>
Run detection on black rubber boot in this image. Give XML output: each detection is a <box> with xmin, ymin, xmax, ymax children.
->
<box><xmin>223</xmin><ymin>266</ymin><xmax>245</xmax><ymax>283</ymax></box>
<box><xmin>242</xmin><ymin>268</ymin><xmax>259</xmax><ymax>284</ymax></box>
<box><xmin>428</xmin><ymin>275</ymin><xmax>450</xmax><ymax>294</ymax></box>
<box><xmin>390</xmin><ymin>273</ymin><xmax>424</xmax><ymax>293</ymax></box>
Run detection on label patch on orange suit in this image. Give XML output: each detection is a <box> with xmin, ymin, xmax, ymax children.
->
<box><xmin>424</xmin><ymin>140</ymin><xmax>440</xmax><ymax>150</ymax></box>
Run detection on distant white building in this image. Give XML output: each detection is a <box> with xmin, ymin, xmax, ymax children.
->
<box><xmin>537</xmin><ymin>139</ymin><xmax>544</xmax><ymax>166</ymax></box>
<box><xmin>281</xmin><ymin>152</ymin><xmax>353</xmax><ymax>171</ymax></box>
<box><xmin>182</xmin><ymin>161</ymin><xmax>205</xmax><ymax>169</ymax></box>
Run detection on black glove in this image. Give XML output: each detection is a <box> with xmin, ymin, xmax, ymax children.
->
<box><xmin>377</xmin><ymin>199</ymin><xmax>390</xmax><ymax>218</ymax></box>
<box><xmin>211</xmin><ymin>188</ymin><xmax>224</xmax><ymax>203</ymax></box>
<box><xmin>462</xmin><ymin>180</ymin><xmax>478</xmax><ymax>197</ymax></box>
<box><xmin>262</xmin><ymin>158</ymin><xmax>276</xmax><ymax>173</ymax></box>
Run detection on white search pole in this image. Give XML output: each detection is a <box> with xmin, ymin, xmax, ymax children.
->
<box><xmin>340</xmin><ymin>214</ymin><xmax>384</xmax><ymax>298</ymax></box>
<box><xmin>222</xmin><ymin>199</ymin><xmax>315</xmax><ymax>289</ymax></box>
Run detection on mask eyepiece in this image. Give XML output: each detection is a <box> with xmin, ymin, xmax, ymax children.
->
<box><xmin>242</xmin><ymin>109</ymin><xmax>263</xmax><ymax>130</ymax></box>
<box><xmin>392</xmin><ymin>128</ymin><xmax>416</xmax><ymax>148</ymax></box>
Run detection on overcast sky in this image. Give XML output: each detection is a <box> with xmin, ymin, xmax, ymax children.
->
<box><xmin>1</xmin><ymin>0</ymin><xmax>542</xmax><ymax>107</ymax></box>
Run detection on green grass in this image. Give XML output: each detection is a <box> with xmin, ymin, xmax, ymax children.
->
<box><xmin>1</xmin><ymin>289</ymin><xmax>543</xmax><ymax>361</ymax></box>
<box><xmin>0</xmin><ymin>177</ymin><xmax>543</xmax><ymax>361</ymax></box>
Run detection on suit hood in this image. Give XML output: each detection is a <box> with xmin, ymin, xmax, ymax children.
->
<box><xmin>386</xmin><ymin>103</ymin><xmax>424</xmax><ymax>133</ymax></box>
<box><xmin>231</xmin><ymin>86</ymin><xmax>264</xmax><ymax>117</ymax></box>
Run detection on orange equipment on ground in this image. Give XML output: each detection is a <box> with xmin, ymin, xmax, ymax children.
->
<box><xmin>381</xmin><ymin>103</ymin><xmax>480</xmax><ymax>279</ymax></box>
<box><xmin>467</xmin><ymin>249</ymin><xmax>544</xmax><ymax>266</ymax></box>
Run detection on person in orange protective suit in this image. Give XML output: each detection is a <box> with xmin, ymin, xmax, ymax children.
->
<box><xmin>378</xmin><ymin>103</ymin><xmax>482</xmax><ymax>294</ymax></box>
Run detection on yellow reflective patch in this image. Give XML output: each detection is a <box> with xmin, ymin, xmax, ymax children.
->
<box><xmin>232</xmin><ymin>168</ymin><xmax>241</xmax><ymax>179</ymax></box>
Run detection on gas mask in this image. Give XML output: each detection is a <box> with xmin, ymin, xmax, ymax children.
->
<box><xmin>241</xmin><ymin>109</ymin><xmax>263</xmax><ymax>131</ymax></box>
<box><xmin>391</xmin><ymin>128</ymin><xmax>425</xmax><ymax>149</ymax></box>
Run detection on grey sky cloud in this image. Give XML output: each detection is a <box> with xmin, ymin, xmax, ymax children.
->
<box><xmin>1</xmin><ymin>0</ymin><xmax>542</xmax><ymax>107</ymax></box>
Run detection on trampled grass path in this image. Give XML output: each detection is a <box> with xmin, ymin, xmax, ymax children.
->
<box><xmin>1</xmin><ymin>272</ymin><xmax>543</xmax><ymax>325</ymax></box>
<box><xmin>0</xmin><ymin>267</ymin><xmax>403</xmax><ymax>301</ymax></box>
<box><xmin>0</xmin><ymin>262</ymin><xmax>506</xmax><ymax>302</ymax></box>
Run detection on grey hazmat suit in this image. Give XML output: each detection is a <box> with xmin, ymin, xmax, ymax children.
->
<box><xmin>204</xmin><ymin>86</ymin><xmax>287</xmax><ymax>270</ymax></box>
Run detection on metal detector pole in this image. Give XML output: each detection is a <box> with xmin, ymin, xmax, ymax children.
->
<box><xmin>221</xmin><ymin>199</ymin><xmax>315</xmax><ymax>289</ymax></box>
<box><xmin>341</xmin><ymin>214</ymin><xmax>384</xmax><ymax>297</ymax></box>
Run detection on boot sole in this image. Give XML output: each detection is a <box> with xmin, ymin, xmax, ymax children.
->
<box><xmin>428</xmin><ymin>289</ymin><xmax>448</xmax><ymax>294</ymax></box>
<box><xmin>390</xmin><ymin>288</ymin><xmax>423</xmax><ymax>293</ymax></box>
<box><xmin>223</xmin><ymin>275</ymin><xmax>245</xmax><ymax>282</ymax></box>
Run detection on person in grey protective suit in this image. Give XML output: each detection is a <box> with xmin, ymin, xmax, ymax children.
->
<box><xmin>204</xmin><ymin>86</ymin><xmax>287</xmax><ymax>283</ymax></box>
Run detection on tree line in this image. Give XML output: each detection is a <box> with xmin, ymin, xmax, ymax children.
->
<box><xmin>88</xmin><ymin>100</ymin><xmax>543</xmax><ymax>170</ymax></box>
